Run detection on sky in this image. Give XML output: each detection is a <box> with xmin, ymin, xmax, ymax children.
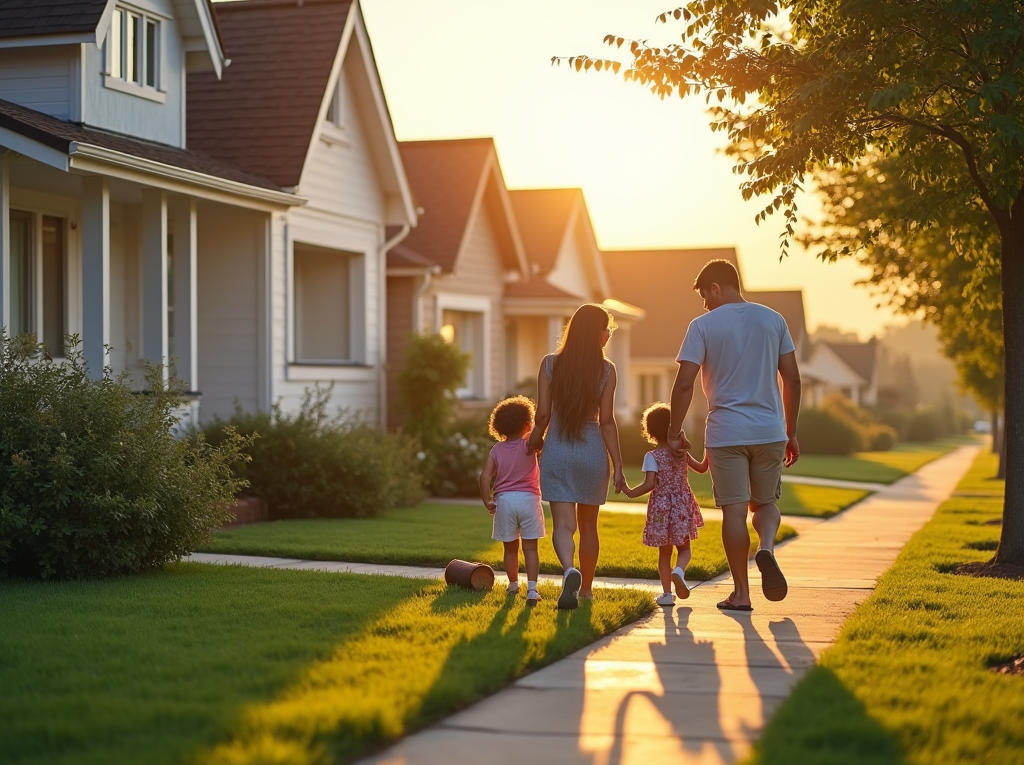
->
<box><xmin>356</xmin><ymin>0</ymin><xmax>905</xmax><ymax>339</ymax></box>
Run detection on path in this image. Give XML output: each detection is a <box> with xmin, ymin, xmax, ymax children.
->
<box><xmin>351</xmin><ymin>443</ymin><xmax>979</xmax><ymax>765</ymax></box>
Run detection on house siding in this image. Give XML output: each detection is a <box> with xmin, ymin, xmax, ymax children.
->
<box><xmin>0</xmin><ymin>46</ymin><xmax>74</xmax><ymax>119</ymax></box>
<box><xmin>386</xmin><ymin>274</ymin><xmax>415</xmax><ymax>424</ymax></box>
<box><xmin>546</xmin><ymin>223</ymin><xmax>591</xmax><ymax>300</ymax></box>
<box><xmin>82</xmin><ymin>0</ymin><xmax>186</xmax><ymax>148</ymax></box>
<box><xmin>197</xmin><ymin>203</ymin><xmax>262</xmax><ymax>421</ymax></box>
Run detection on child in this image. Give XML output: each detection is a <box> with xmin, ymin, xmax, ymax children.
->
<box><xmin>623</xmin><ymin>402</ymin><xmax>708</xmax><ymax>606</ymax></box>
<box><xmin>479</xmin><ymin>395</ymin><xmax>546</xmax><ymax>604</ymax></box>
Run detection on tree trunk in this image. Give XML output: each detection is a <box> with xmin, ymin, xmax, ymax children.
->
<box><xmin>998</xmin><ymin>419</ymin><xmax>1007</xmax><ymax>480</ymax></box>
<box><xmin>991</xmin><ymin>408</ymin><xmax>1000</xmax><ymax>453</ymax></box>
<box><xmin>996</xmin><ymin>212</ymin><xmax>1024</xmax><ymax>564</ymax></box>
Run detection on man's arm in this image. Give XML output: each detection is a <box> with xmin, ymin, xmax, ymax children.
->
<box><xmin>668</xmin><ymin>361</ymin><xmax>700</xmax><ymax>454</ymax></box>
<box><xmin>778</xmin><ymin>350</ymin><xmax>802</xmax><ymax>467</ymax></box>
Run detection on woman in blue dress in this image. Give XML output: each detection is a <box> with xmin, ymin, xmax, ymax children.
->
<box><xmin>528</xmin><ymin>303</ymin><xmax>626</xmax><ymax>609</ymax></box>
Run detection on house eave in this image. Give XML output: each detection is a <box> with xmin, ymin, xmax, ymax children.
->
<box><xmin>0</xmin><ymin>33</ymin><xmax>95</xmax><ymax>49</ymax></box>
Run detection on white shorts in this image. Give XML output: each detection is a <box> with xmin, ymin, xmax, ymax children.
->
<box><xmin>492</xmin><ymin>491</ymin><xmax>546</xmax><ymax>542</ymax></box>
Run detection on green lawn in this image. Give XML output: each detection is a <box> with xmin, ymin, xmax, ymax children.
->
<box><xmin>200</xmin><ymin>503</ymin><xmax>797</xmax><ymax>581</ymax></box>
<box><xmin>613</xmin><ymin>467</ymin><xmax>869</xmax><ymax>517</ymax></box>
<box><xmin>747</xmin><ymin>449</ymin><xmax>1024</xmax><ymax>765</ymax></box>
<box><xmin>0</xmin><ymin>563</ymin><xmax>653</xmax><ymax>765</ymax></box>
<box><xmin>953</xmin><ymin>448</ymin><xmax>1004</xmax><ymax>496</ymax></box>
<box><xmin>781</xmin><ymin>437</ymin><xmax>971</xmax><ymax>484</ymax></box>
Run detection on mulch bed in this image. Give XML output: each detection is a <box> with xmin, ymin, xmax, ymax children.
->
<box><xmin>991</xmin><ymin>656</ymin><xmax>1024</xmax><ymax>677</ymax></box>
<box><xmin>953</xmin><ymin>560</ymin><xmax>1024</xmax><ymax>581</ymax></box>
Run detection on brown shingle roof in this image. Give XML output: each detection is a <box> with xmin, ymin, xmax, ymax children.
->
<box><xmin>398</xmin><ymin>138</ymin><xmax>502</xmax><ymax>274</ymax></box>
<box><xmin>747</xmin><ymin>289</ymin><xmax>807</xmax><ymax>355</ymax></box>
<box><xmin>187</xmin><ymin>0</ymin><xmax>352</xmax><ymax>188</ymax></box>
<box><xmin>602</xmin><ymin>247</ymin><xmax>741</xmax><ymax>358</ymax></box>
<box><xmin>0</xmin><ymin>97</ymin><xmax>282</xmax><ymax>190</ymax></box>
<box><xmin>0</xmin><ymin>0</ymin><xmax>108</xmax><ymax>40</ymax></box>
<box><xmin>826</xmin><ymin>339</ymin><xmax>878</xmax><ymax>383</ymax></box>
<box><xmin>509</xmin><ymin>188</ymin><xmax>579</xmax><ymax>273</ymax></box>
<box><xmin>504</xmin><ymin>275</ymin><xmax>581</xmax><ymax>300</ymax></box>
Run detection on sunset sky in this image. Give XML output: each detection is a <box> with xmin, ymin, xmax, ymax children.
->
<box><xmin>357</xmin><ymin>0</ymin><xmax>904</xmax><ymax>338</ymax></box>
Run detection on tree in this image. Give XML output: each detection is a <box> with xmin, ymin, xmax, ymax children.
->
<box><xmin>565</xmin><ymin>0</ymin><xmax>1024</xmax><ymax>564</ymax></box>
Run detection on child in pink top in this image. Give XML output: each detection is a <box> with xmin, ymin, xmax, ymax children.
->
<box><xmin>479</xmin><ymin>395</ymin><xmax>546</xmax><ymax>603</ymax></box>
<box><xmin>624</xmin><ymin>403</ymin><xmax>708</xmax><ymax>607</ymax></box>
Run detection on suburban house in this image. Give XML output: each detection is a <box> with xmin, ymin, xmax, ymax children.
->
<box><xmin>506</xmin><ymin>187</ymin><xmax>643</xmax><ymax>419</ymax></box>
<box><xmin>0</xmin><ymin>0</ymin><xmax>301</xmax><ymax>429</ymax></box>
<box><xmin>802</xmin><ymin>337</ymin><xmax>880</xmax><ymax>407</ymax></box>
<box><xmin>186</xmin><ymin>0</ymin><xmax>417</xmax><ymax>425</ymax></box>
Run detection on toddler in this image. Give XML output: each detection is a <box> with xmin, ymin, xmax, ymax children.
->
<box><xmin>623</xmin><ymin>403</ymin><xmax>708</xmax><ymax>606</ymax></box>
<box><xmin>479</xmin><ymin>395</ymin><xmax>546</xmax><ymax>604</ymax></box>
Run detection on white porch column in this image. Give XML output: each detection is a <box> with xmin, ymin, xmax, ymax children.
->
<box><xmin>547</xmin><ymin>315</ymin><xmax>565</xmax><ymax>353</ymax></box>
<box><xmin>142</xmin><ymin>188</ymin><xmax>168</xmax><ymax>382</ymax></box>
<box><xmin>82</xmin><ymin>176</ymin><xmax>110</xmax><ymax>378</ymax></box>
<box><xmin>171</xmin><ymin>196</ymin><xmax>197</xmax><ymax>391</ymax></box>
<box><xmin>0</xmin><ymin>151</ymin><xmax>9</xmax><ymax>332</ymax></box>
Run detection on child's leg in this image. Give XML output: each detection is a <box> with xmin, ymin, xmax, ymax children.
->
<box><xmin>521</xmin><ymin>538</ymin><xmax>540</xmax><ymax>583</ymax></box>
<box><xmin>503</xmin><ymin>539</ymin><xmax>520</xmax><ymax>586</ymax></box>
<box><xmin>658</xmin><ymin>545</ymin><xmax>673</xmax><ymax>593</ymax></box>
<box><xmin>675</xmin><ymin>540</ymin><xmax>692</xmax><ymax>573</ymax></box>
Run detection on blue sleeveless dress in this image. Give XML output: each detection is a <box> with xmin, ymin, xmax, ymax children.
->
<box><xmin>539</xmin><ymin>354</ymin><xmax>612</xmax><ymax>505</ymax></box>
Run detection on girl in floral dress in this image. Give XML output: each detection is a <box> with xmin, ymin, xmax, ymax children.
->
<box><xmin>623</xmin><ymin>403</ymin><xmax>708</xmax><ymax>606</ymax></box>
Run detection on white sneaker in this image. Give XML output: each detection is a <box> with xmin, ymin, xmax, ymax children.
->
<box><xmin>526</xmin><ymin>589</ymin><xmax>541</xmax><ymax>604</ymax></box>
<box><xmin>558</xmin><ymin>567</ymin><xmax>582</xmax><ymax>609</ymax></box>
<box><xmin>671</xmin><ymin>567</ymin><xmax>690</xmax><ymax>599</ymax></box>
<box><xmin>507</xmin><ymin>581</ymin><xmax>520</xmax><ymax>595</ymax></box>
<box><xmin>656</xmin><ymin>592</ymin><xmax>675</xmax><ymax>607</ymax></box>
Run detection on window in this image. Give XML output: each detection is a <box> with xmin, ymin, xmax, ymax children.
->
<box><xmin>325</xmin><ymin>74</ymin><xmax>347</xmax><ymax>129</ymax></box>
<box><xmin>294</xmin><ymin>243</ymin><xmax>355</xmax><ymax>363</ymax></box>
<box><xmin>441</xmin><ymin>309</ymin><xmax>485</xmax><ymax>398</ymax></box>
<box><xmin>9</xmin><ymin>211</ymin><xmax>68</xmax><ymax>356</ymax></box>
<box><xmin>108</xmin><ymin>6</ymin><xmax>159</xmax><ymax>89</ymax></box>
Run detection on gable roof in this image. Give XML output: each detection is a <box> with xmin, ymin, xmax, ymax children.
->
<box><xmin>398</xmin><ymin>138</ymin><xmax>528</xmax><ymax>275</ymax></box>
<box><xmin>188</xmin><ymin>0</ymin><xmax>353</xmax><ymax>188</ymax></box>
<box><xmin>509</xmin><ymin>188</ymin><xmax>579</xmax><ymax>273</ymax></box>
<box><xmin>0</xmin><ymin>0</ymin><xmax>109</xmax><ymax>41</ymax></box>
<box><xmin>747</xmin><ymin>289</ymin><xmax>808</xmax><ymax>357</ymax></box>
<box><xmin>825</xmin><ymin>339</ymin><xmax>878</xmax><ymax>383</ymax></box>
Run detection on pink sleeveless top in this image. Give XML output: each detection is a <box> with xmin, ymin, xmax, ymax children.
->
<box><xmin>491</xmin><ymin>436</ymin><xmax>541</xmax><ymax>496</ymax></box>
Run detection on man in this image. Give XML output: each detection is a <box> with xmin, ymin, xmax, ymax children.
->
<box><xmin>668</xmin><ymin>260</ymin><xmax>801</xmax><ymax>612</ymax></box>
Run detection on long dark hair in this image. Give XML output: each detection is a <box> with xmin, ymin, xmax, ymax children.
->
<box><xmin>551</xmin><ymin>304</ymin><xmax>614</xmax><ymax>442</ymax></box>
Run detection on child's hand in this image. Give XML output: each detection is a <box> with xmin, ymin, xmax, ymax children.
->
<box><xmin>484</xmin><ymin>499</ymin><xmax>496</xmax><ymax>515</ymax></box>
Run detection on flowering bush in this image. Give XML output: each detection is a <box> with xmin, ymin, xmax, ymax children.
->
<box><xmin>430</xmin><ymin>427</ymin><xmax>492</xmax><ymax>497</ymax></box>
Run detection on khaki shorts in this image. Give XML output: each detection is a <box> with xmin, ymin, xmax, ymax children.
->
<box><xmin>706</xmin><ymin>441</ymin><xmax>787</xmax><ymax>508</ymax></box>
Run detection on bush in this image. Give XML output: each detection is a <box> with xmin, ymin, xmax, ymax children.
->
<box><xmin>907</xmin><ymin>409</ymin><xmax>940</xmax><ymax>442</ymax></box>
<box><xmin>203</xmin><ymin>386</ymin><xmax>424</xmax><ymax>519</ymax></box>
<box><xmin>395</xmin><ymin>333</ymin><xmax>470</xmax><ymax>453</ymax></box>
<box><xmin>0</xmin><ymin>335</ymin><xmax>246</xmax><ymax>580</ymax></box>
<box><xmin>866</xmin><ymin>424</ymin><xmax>898</xmax><ymax>451</ymax></box>
<box><xmin>431</xmin><ymin>423</ymin><xmax>493</xmax><ymax>497</ymax></box>
<box><xmin>798</xmin><ymin>407</ymin><xmax>864</xmax><ymax>455</ymax></box>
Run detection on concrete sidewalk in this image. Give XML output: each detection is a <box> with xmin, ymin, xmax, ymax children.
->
<box><xmin>352</xmin><ymin>444</ymin><xmax>978</xmax><ymax>765</ymax></box>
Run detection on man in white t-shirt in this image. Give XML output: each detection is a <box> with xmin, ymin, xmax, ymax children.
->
<box><xmin>668</xmin><ymin>260</ymin><xmax>802</xmax><ymax>612</ymax></box>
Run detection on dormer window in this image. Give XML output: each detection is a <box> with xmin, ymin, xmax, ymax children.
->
<box><xmin>105</xmin><ymin>6</ymin><xmax>164</xmax><ymax>101</ymax></box>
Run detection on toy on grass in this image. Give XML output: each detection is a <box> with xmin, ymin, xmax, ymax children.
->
<box><xmin>444</xmin><ymin>559</ymin><xmax>495</xmax><ymax>591</ymax></box>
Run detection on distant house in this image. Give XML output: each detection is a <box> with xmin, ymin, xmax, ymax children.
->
<box><xmin>506</xmin><ymin>187</ymin><xmax>643</xmax><ymax>419</ymax></box>
<box><xmin>387</xmin><ymin>138</ymin><xmax>529</xmax><ymax>417</ymax></box>
<box><xmin>803</xmin><ymin>338</ymin><xmax>880</xmax><ymax>407</ymax></box>
<box><xmin>0</xmin><ymin>0</ymin><xmax>300</xmax><ymax>429</ymax></box>
<box><xmin>188</xmin><ymin>0</ymin><xmax>417</xmax><ymax>424</ymax></box>
<box><xmin>745</xmin><ymin>289</ymin><xmax>810</xmax><ymax>363</ymax></box>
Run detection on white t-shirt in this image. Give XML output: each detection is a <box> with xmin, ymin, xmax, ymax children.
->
<box><xmin>677</xmin><ymin>301</ymin><xmax>795</xmax><ymax>448</ymax></box>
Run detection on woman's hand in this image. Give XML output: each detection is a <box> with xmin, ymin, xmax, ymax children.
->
<box><xmin>613</xmin><ymin>466</ymin><xmax>626</xmax><ymax>494</ymax></box>
<box><xmin>667</xmin><ymin>432</ymin><xmax>690</xmax><ymax>457</ymax></box>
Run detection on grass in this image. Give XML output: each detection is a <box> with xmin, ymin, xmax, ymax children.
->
<box><xmin>953</xmin><ymin>447</ymin><xmax>1004</xmax><ymax>497</ymax></box>
<box><xmin>612</xmin><ymin>467</ymin><xmax>870</xmax><ymax>517</ymax></box>
<box><xmin>0</xmin><ymin>563</ymin><xmax>654</xmax><ymax>765</ymax></box>
<box><xmin>747</xmin><ymin>447</ymin><xmax>1024</xmax><ymax>765</ymax></box>
<box><xmin>200</xmin><ymin>503</ymin><xmax>797</xmax><ymax>581</ymax></box>
<box><xmin>780</xmin><ymin>437</ymin><xmax>972</xmax><ymax>484</ymax></box>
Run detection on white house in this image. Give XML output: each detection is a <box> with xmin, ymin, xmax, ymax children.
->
<box><xmin>0</xmin><ymin>0</ymin><xmax>301</xmax><ymax>430</ymax></box>
<box><xmin>802</xmin><ymin>338</ymin><xmax>880</xmax><ymax>407</ymax></box>
<box><xmin>186</xmin><ymin>0</ymin><xmax>417</xmax><ymax>425</ymax></box>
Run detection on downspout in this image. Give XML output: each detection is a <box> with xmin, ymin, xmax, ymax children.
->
<box><xmin>378</xmin><ymin>223</ymin><xmax>411</xmax><ymax>430</ymax></box>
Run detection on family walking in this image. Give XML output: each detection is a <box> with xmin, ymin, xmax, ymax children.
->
<box><xmin>479</xmin><ymin>259</ymin><xmax>802</xmax><ymax>612</ymax></box>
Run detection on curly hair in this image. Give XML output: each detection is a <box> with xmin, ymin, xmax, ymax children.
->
<box><xmin>488</xmin><ymin>395</ymin><xmax>536</xmax><ymax>441</ymax></box>
<box><xmin>640</xmin><ymin>402</ymin><xmax>672</xmax><ymax>445</ymax></box>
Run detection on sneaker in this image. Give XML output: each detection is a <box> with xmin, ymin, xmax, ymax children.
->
<box><xmin>656</xmin><ymin>592</ymin><xmax>675</xmax><ymax>607</ymax></box>
<box><xmin>671</xmin><ymin>567</ymin><xmax>690</xmax><ymax>600</ymax></box>
<box><xmin>558</xmin><ymin>567</ymin><xmax>582</xmax><ymax>610</ymax></box>
<box><xmin>507</xmin><ymin>582</ymin><xmax>520</xmax><ymax>596</ymax></box>
<box><xmin>526</xmin><ymin>589</ymin><xmax>541</xmax><ymax>604</ymax></box>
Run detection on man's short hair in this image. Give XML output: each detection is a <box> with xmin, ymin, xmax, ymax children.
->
<box><xmin>693</xmin><ymin>259</ymin><xmax>741</xmax><ymax>292</ymax></box>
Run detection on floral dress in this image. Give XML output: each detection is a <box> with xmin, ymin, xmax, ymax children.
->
<box><xmin>642</xmin><ymin>446</ymin><xmax>704</xmax><ymax>547</ymax></box>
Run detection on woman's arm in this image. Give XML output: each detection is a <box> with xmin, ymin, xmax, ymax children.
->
<box><xmin>623</xmin><ymin>471</ymin><xmax>657</xmax><ymax>499</ymax></box>
<box><xmin>687</xmin><ymin>450</ymin><xmax>710</xmax><ymax>474</ymax></box>
<box><xmin>528</xmin><ymin>359</ymin><xmax>551</xmax><ymax>453</ymax></box>
<box><xmin>478</xmin><ymin>453</ymin><xmax>497</xmax><ymax>514</ymax></box>
<box><xmin>598</xmin><ymin>364</ymin><xmax>625</xmax><ymax>493</ymax></box>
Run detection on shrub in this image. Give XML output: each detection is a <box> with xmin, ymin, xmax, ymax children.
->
<box><xmin>798</xmin><ymin>407</ymin><xmax>864</xmax><ymax>455</ymax></box>
<box><xmin>907</xmin><ymin>409</ymin><xmax>940</xmax><ymax>442</ymax></box>
<box><xmin>866</xmin><ymin>424</ymin><xmax>898</xmax><ymax>451</ymax></box>
<box><xmin>0</xmin><ymin>335</ymin><xmax>246</xmax><ymax>580</ymax></box>
<box><xmin>203</xmin><ymin>386</ymin><xmax>424</xmax><ymax>519</ymax></box>
<box><xmin>431</xmin><ymin>425</ymin><xmax>492</xmax><ymax>497</ymax></box>
<box><xmin>395</xmin><ymin>333</ymin><xmax>470</xmax><ymax>453</ymax></box>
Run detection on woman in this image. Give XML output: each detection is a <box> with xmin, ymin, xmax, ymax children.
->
<box><xmin>528</xmin><ymin>303</ymin><xmax>626</xmax><ymax>609</ymax></box>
